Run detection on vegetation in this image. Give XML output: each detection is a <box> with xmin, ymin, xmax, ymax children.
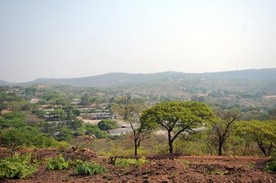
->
<box><xmin>115</xmin><ymin>157</ymin><xmax>148</xmax><ymax>167</ymax></box>
<box><xmin>235</xmin><ymin>120</ymin><xmax>276</xmax><ymax>157</ymax></box>
<box><xmin>112</xmin><ymin>97</ymin><xmax>157</xmax><ymax>156</ymax></box>
<box><xmin>141</xmin><ymin>101</ymin><xmax>214</xmax><ymax>154</ymax></box>
<box><xmin>266</xmin><ymin>161</ymin><xmax>276</xmax><ymax>172</ymax></box>
<box><xmin>0</xmin><ymin>154</ymin><xmax>38</xmax><ymax>179</ymax></box>
<box><xmin>98</xmin><ymin>119</ymin><xmax>118</xmax><ymax>131</ymax></box>
<box><xmin>46</xmin><ymin>154</ymin><xmax>69</xmax><ymax>171</ymax></box>
<box><xmin>209</xmin><ymin>109</ymin><xmax>241</xmax><ymax>156</ymax></box>
<box><xmin>0</xmin><ymin>71</ymin><xmax>275</xmax><ymax>180</ymax></box>
<box><xmin>75</xmin><ymin>161</ymin><xmax>106</xmax><ymax>175</ymax></box>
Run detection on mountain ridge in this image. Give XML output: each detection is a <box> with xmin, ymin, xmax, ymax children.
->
<box><xmin>1</xmin><ymin>68</ymin><xmax>275</xmax><ymax>87</ymax></box>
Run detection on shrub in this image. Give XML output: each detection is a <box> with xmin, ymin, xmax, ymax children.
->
<box><xmin>98</xmin><ymin>119</ymin><xmax>118</xmax><ymax>131</ymax></box>
<box><xmin>75</xmin><ymin>161</ymin><xmax>106</xmax><ymax>175</ymax></box>
<box><xmin>115</xmin><ymin>157</ymin><xmax>148</xmax><ymax>167</ymax></box>
<box><xmin>0</xmin><ymin>154</ymin><xmax>38</xmax><ymax>179</ymax></box>
<box><xmin>46</xmin><ymin>154</ymin><xmax>69</xmax><ymax>171</ymax></box>
<box><xmin>266</xmin><ymin>161</ymin><xmax>276</xmax><ymax>172</ymax></box>
<box><xmin>0</xmin><ymin>126</ymin><xmax>62</xmax><ymax>149</ymax></box>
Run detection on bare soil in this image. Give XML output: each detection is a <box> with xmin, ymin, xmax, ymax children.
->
<box><xmin>0</xmin><ymin>147</ymin><xmax>275</xmax><ymax>183</ymax></box>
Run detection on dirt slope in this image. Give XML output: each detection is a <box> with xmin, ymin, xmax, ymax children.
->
<box><xmin>1</xmin><ymin>148</ymin><xmax>275</xmax><ymax>183</ymax></box>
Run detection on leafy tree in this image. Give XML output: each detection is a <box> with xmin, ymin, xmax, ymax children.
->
<box><xmin>83</xmin><ymin>123</ymin><xmax>108</xmax><ymax>138</ymax></box>
<box><xmin>80</xmin><ymin>93</ymin><xmax>90</xmax><ymax>105</ymax></box>
<box><xmin>98</xmin><ymin>119</ymin><xmax>118</xmax><ymax>131</ymax></box>
<box><xmin>0</xmin><ymin>112</ymin><xmax>26</xmax><ymax>129</ymax></box>
<box><xmin>140</xmin><ymin>101</ymin><xmax>214</xmax><ymax>154</ymax></box>
<box><xmin>32</xmin><ymin>109</ymin><xmax>46</xmax><ymax>118</ymax></box>
<box><xmin>0</xmin><ymin>126</ymin><xmax>60</xmax><ymax>148</ymax></box>
<box><xmin>66</xmin><ymin>119</ymin><xmax>83</xmax><ymax>131</ymax></box>
<box><xmin>236</xmin><ymin>120</ymin><xmax>276</xmax><ymax>157</ymax></box>
<box><xmin>56</xmin><ymin>127</ymin><xmax>73</xmax><ymax>141</ymax></box>
<box><xmin>208</xmin><ymin>109</ymin><xmax>241</xmax><ymax>156</ymax></box>
<box><xmin>49</xmin><ymin>109</ymin><xmax>65</xmax><ymax>121</ymax></box>
<box><xmin>112</xmin><ymin>97</ymin><xmax>157</xmax><ymax>156</ymax></box>
<box><xmin>25</xmin><ymin>87</ymin><xmax>37</xmax><ymax>96</ymax></box>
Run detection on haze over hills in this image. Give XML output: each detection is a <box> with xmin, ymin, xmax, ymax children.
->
<box><xmin>1</xmin><ymin>68</ymin><xmax>276</xmax><ymax>94</ymax></box>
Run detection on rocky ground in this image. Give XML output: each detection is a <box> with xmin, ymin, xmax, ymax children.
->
<box><xmin>0</xmin><ymin>148</ymin><xmax>275</xmax><ymax>183</ymax></box>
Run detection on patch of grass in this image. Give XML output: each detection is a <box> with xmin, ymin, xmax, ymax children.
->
<box><xmin>246</xmin><ymin>161</ymin><xmax>255</xmax><ymax>170</ymax></box>
<box><xmin>75</xmin><ymin>160</ymin><xmax>106</xmax><ymax>175</ymax></box>
<box><xmin>209</xmin><ymin>170</ymin><xmax>229</xmax><ymax>175</ymax></box>
<box><xmin>0</xmin><ymin>154</ymin><xmax>38</xmax><ymax>179</ymax></box>
<box><xmin>182</xmin><ymin>160</ymin><xmax>190</xmax><ymax>166</ymax></box>
<box><xmin>46</xmin><ymin>154</ymin><xmax>69</xmax><ymax>171</ymax></box>
<box><xmin>266</xmin><ymin>161</ymin><xmax>276</xmax><ymax>173</ymax></box>
<box><xmin>115</xmin><ymin>157</ymin><xmax>148</xmax><ymax>167</ymax></box>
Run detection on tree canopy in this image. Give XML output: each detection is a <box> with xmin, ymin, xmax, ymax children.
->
<box><xmin>140</xmin><ymin>101</ymin><xmax>214</xmax><ymax>154</ymax></box>
<box><xmin>235</xmin><ymin>120</ymin><xmax>276</xmax><ymax>157</ymax></box>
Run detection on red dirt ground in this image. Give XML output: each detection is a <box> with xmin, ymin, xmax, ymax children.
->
<box><xmin>0</xmin><ymin>147</ymin><xmax>275</xmax><ymax>183</ymax></box>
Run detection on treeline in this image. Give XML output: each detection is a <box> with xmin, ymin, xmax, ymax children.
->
<box><xmin>0</xmin><ymin>85</ymin><xmax>275</xmax><ymax>158</ymax></box>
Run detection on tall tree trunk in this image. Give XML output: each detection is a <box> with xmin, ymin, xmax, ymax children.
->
<box><xmin>168</xmin><ymin>131</ymin><xmax>174</xmax><ymax>154</ymax></box>
<box><xmin>257</xmin><ymin>141</ymin><xmax>268</xmax><ymax>157</ymax></box>
<box><xmin>134</xmin><ymin>138</ymin><xmax>138</xmax><ymax>156</ymax></box>
<box><xmin>218</xmin><ymin>142</ymin><xmax>223</xmax><ymax>156</ymax></box>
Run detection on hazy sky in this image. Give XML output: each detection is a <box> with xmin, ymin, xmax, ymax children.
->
<box><xmin>0</xmin><ymin>0</ymin><xmax>276</xmax><ymax>82</ymax></box>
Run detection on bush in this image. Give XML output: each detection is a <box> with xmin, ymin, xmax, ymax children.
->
<box><xmin>98</xmin><ymin>119</ymin><xmax>118</xmax><ymax>131</ymax></box>
<box><xmin>266</xmin><ymin>161</ymin><xmax>276</xmax><ymax>172</ymax></box>
<box><xmin>83</xmin><ymin>124</ymin><xmax>108</xmax><ymax>138</ymax></box>
<box><xmin>0</xmin><ymin>126</ymin><xmax>62</xmax><ymax>149</ymax></box>
<box><xmin>75</xmin><ymin>161</ymin><xmax>106</xmax><ymax>175</ymax></box>
<box><xmin>46</xmin><ymin>154</ymin><xmax>69</xmax><ymax>171</ymax></box>
<box><xmin>115</xmin><ymin>157</ymin><xmax>148</xmax><ymax>167</ymax></box>
<box><xmin>0</xmin><ymin>154</ymin><xmax>38</xmax><ymax>179</ymax></box>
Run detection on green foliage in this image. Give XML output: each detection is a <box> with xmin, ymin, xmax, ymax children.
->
<box><xmin>75</xmin><ymin>161</ymin><xmax>106</xmax><ymax>175</ymax></box>
<box><xmin>46</xmin><ymin>154</ymin><xmax>69</xmax><ymax>171</ymax></box>
<box><xmin>235</xmin><ymin>120</ymin><xmax>276</xmax><ymax>157</ymax></box>
<box><xmin>141</xmin><ymin>101</ymin><xmax>214</xmax><ymax>154</ymax></box>
<box><xmin>83</xmin><ymin>123</ymin><xmax>108</xmax><ymax>138</ymax></box>
<box><xmin>0</xmin><ymin>126</ymin><xmax>61</xmax><ymax>148</ymax></box>
<box><xmin>174</xmin><ymin>132</ymin><xmax>208</xmax><ymax>155</ymax></box>
<box><xmin>0</xmin><ymin>154</ymin><xmax>38</xmax><ymax>179</ymax></box>
<box><xmin>32</xmin><ymin>109</ymin><xmax>46</xmax><ymax>118</ymax></box>
<box><xmin>207</xmin><ymin>108</ymin><xmax>241</xmax><ymax>156</ymax></box>
<box><xmin>266</xmin><ymin>161</ymin><xmax>276</xmax><ymax>172</ymax></box>
<box><xmin>112</xmin><ymin>97</ymin><xmax>155</xmax><ymax>156</ymax></box>
<box><xmin>67</xmin><ymin>120</ymin><xmax>83</xmax><ymax>131</ymax></box>
<box><xmin>98</xmin><ymin>119</ymin><xmax>118</xmax><ymax>131</ymax></box>
<box><xmin>80</xmin><ymin>93</ymin><xmax>90</xmax><ymax>105</ymax></box>
<box><xmin>115</xmin><ymin>157</ymin><xmax>148</xmax><ymax>167</ymax></box>
<box><xmin>0</xmin><ymin>112</ymin><xmax>26</xmax><ymax>129</ymax></box>
<box><xmin>56</xmin><ymin>127</ymin><xmax>73</xmax><ymax>141</ymax></box>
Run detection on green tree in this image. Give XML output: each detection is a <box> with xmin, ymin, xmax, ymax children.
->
<box><xmin>83</xmin><ymin>124</ymin><xmax>108</xmax><ymax>138</ymax></box>
<box><xmin>112</xmin><ymin>97</ymin><xmax>157</xmax><ymax>156</ymax></box>
<box><xmin>0</xmin><ymin>126</ymin><xmax>59</xmax><ymax>148</ymax></box>
<box><xmin>0</xmin><ymin>112</ymin><xmax>26</xmax><ymax>129</ymax></box>
<box><xmin>141</xmin><ymin>101</ymin><xmax>214</xmax><ymax>154</ymax></box>
<box><xmin>80</xmin><ymin>93</ymin><xmax>90</xmax><ymax>105</ymax></box>
<box><xmin>209</xmin><ymin>109</ymin><xmax>241</xmax><ymax>156</ymax></box>
<box><xmin>98</xmin><ymin>119</ymin><xmax>118</xmax><ymax>131</ymax></box>
<box><xmin>236</xmin><ymin>120</ymin><xmax>276</xmax><ymax>157</ymax></box>
<box><xmin>57</xmin><ymin>127</ymin><xmax>73</xmax><ymax>141</ymax></box>
<box><xmin>67</xmin><ymin>120</ymin><xmax>83</xmax><ymax>131</ymax></box>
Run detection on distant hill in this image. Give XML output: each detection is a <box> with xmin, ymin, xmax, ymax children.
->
<box><xmin>0</xmin><ymin>80</ymin><xmax>11</xmax><ymax>86</ymax></box>
<box><xmin>200</xmin><ymin>69</ymin><xmax>276</xmax><ymax>80</ymax></box>
<box><xmin>1</xmin><ymin>69</ymin><xmax>276</xmax><ymax>94</ymax></box>
<box><xmin>21</xmin><ymin>68</ymin><xmax>276</xmax><ymax>86</ymax></box>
